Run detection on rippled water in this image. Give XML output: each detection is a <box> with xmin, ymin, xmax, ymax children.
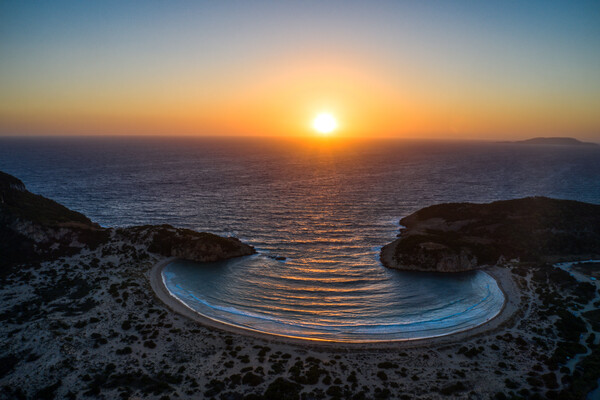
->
<box><xmin>1</xmin><ymin>137</ymin><xmax>599</xmax><ymax>340</ymax></box>
<box><xmin>163</xmin><ymin>259</ymin><xmax>504</xmax><ymax>341</ymax></box>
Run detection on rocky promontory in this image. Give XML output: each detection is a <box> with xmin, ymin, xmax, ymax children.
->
<box><xmin>0</xmin><ymin>171</ymin><xmax>255</xmax><ymax>270</ymax></box>
<box><xmin>2</xmin><ymin>173</ymin><xmax>600</xmax><ymax>399</ymax></box>
<box><xmin>381</xmin><ymin>197</ymin><xmax>600</xmax><ymax>272</ymax></box>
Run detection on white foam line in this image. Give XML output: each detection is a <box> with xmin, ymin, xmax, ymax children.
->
<box><xmin>160</xmin><ymin>262</ymin><xmax>505</xmax><ymax>342</ymax></box>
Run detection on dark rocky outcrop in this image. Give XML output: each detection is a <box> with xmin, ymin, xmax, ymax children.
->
<box><xmin>0</xmin><ymin>172</ymin><xmax>108</xmax><ymax>269</ymax></box>
<box><xmin>0</xmin><ymin>171</ymin><xmax>255</xmax><ymax>270</ymax></box>
<box><xmin>381</xmin><ymin>197</ymin><xmax>600</xmax><ymax>272</ymax></box>
<box><xmin>119</xmin><ymin>225</ymin><xmax>255</xmax><ymax>263</ymax></box>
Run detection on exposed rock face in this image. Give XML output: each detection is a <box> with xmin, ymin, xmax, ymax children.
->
<box><xmin>382</xmin><ymin>238</ymin><xmax>478</xmax><ymax>272</ymax></box>
<box><xmin>0</xmin><ymin>171</ymin><xmax>26</xmax><ymax>192</ymax></box>
<box><xmin>119</xmin><ymin>225</ymin><xmax>255</xmax><ymax>262</ymax></box>
<box><xmin>381</xmin><ymin>197</ymin><xmax>600</xmax><ymax>272</ymax></box>
<box><xmin>0</xmin><ymin>171</ymin><xmax>255</xmax><ymax>269</ymax></box>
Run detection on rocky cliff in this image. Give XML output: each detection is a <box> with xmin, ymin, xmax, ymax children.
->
<box><xmin>0</xmin><ymin>171</ymin><xmax>255</xmax><ymax>270</ymax></box>
<box><xmin>118</xmin><ymin>225</ymin><xmax>255</xmax><ymax>263</ymax></box>
<box><xmin>381</xmin><ymin>197</ymin><xmax>600</xmax><ymax>272</ymax></box>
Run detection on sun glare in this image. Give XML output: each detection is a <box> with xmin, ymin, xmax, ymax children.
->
<box><xmin>312</xmin><ymin>113</ymin><xmax>338</xmax><ymax>135</ymax></box>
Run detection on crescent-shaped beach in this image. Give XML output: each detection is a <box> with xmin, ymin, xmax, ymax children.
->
<box><xmin>150</xmin><ymin>256</ymin><xmax>519</xmax><ymax>346</ymax></box>
<box><xmin>3</xmin><ymin>168</ymin><xmax>600</xmax><ymax>398</ymax></box>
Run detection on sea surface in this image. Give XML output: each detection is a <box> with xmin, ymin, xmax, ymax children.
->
<box><xmin>1</xmin><ymin>136</ymin><xmax>599</xmax><ymax>341</ymax></box>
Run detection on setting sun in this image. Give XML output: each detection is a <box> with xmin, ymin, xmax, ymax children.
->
<box><xmin>312</xmin><ymin>113</ymin><xmax>338</xmax><ymax>135</ymax></box>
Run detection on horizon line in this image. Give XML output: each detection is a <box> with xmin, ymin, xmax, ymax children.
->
<box><xmin>0</xmin><ymin>133</ymin><xmax>598</xmax><ymax>144</ymax></box>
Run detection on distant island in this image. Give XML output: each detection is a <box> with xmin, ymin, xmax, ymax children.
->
<box><xmin>505</xmin><ymin>137</ymin><xmax>598</xmax><ymax>146</ymax></box>
<box><xmin>381</xmin><ymin>197</ymin><xmax>600</xmax><ymax>272</ymax></box>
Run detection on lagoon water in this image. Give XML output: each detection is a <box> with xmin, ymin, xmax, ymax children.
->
<box><xmin>162</xmin><ymin>259</ymin><xmax>504</xmax><ymax>341</ymax></box>
<box><xmin>1</xmin><ymin>137</ymin><xmax>599</xmax><ymax>341</ymax></box>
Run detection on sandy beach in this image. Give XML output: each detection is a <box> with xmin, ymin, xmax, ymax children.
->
<box><xmin>1</xmin><ymin>230</ymin><xmax>597</xmax><ymax>399</ymax></box>
<box><xmin>1</xmin><ymin>169</ymin><xmax>597</xmax><ymax>398</ymax></box>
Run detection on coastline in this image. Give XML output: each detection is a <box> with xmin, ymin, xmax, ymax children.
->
<box><xmin>150</xmin><ymin>257</ymin><xmax>519</xmax><ymax>349</ymax></box>
<box><xmin>3</xmin><ymin>165</ymin><xmax>599</xmax><ymax>397</ymax></box>
<box><xmin>379</xmin><ymin>237</ymin><xmax>400</xmax><ymax>270</ymax></box>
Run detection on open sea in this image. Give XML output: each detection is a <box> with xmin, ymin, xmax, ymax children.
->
<box><xmin>1</xmin><ymin>136</ymin><xmax>599</xmax><ymax>341</ymax></box>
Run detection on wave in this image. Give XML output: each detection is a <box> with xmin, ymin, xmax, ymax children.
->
<box><xmin>162</xmin><ymin>267</ymin><xmax>504</xmax><ymax>340</ymax></box>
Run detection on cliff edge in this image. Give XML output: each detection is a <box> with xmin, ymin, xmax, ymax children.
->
<box><xmin>381</xmin><ymin>197</ymin><xmax>600</xmax><ymax>272</ymax></box>
<box><xmin>0</xmin><ymin>171</ymin><xmax>255</xmax><ymax>270</ymax></box>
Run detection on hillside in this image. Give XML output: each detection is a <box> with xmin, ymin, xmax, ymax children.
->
<box><xmin>0</xmin><ymin>171</ymin><xmax>255</xmax><ymax>270</ymax></box>
<box><xmin>381</xmin><ymin>197</ymin><xmax>600</xmax><ymax>272</ymax></box>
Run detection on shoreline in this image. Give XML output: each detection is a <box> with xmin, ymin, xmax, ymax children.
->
<box><xmin>150</xmin><ymin>257</ymin><xmax>520</xmax><ymax>349</ymax></box>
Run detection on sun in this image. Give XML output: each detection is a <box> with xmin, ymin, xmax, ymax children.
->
<box><xmin>312</xmin><ymin>113</ymin><xmax>338</xmax><ymax>135</ymax></box>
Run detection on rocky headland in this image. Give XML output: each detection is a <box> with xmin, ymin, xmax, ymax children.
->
<box><xmin>2</xmin><ymin>171</ymin><xmax>600</xmax><ymax>399</ymax></box>
<box><xmin>381</xmin><ymin>197</ymin><xmax>600</xmax><ymax>272</ymax></box>
<box><xmin>0</xmin><ymin>170</ymin><xmax>255</xmax><ymax>272</ymax></box>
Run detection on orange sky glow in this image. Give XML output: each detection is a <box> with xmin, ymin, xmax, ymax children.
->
<box><xmin>1</xmin><ymin>2</ymin><xmax>599</xmax><ymax>141</ymax></box>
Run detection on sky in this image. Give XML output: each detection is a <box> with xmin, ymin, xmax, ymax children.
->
<box><xmin>1</xmin><ymin>1</ymin><xmax>599</xmax><ymax>140</ymax></box>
